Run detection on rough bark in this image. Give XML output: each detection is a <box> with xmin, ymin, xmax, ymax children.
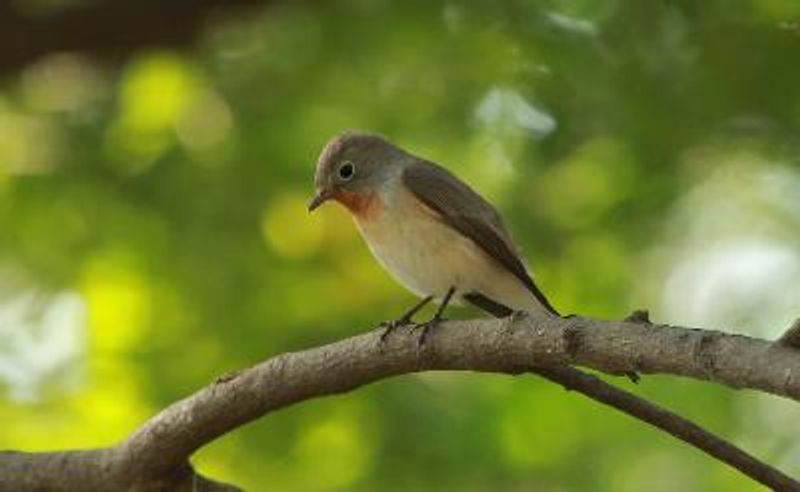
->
<box><xmin>2</xmin><ymin>312</ymin><xmax>799</xmax><ymax>491</ymax></box>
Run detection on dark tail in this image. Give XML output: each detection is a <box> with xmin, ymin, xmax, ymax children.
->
<box><xmin>462</xmin><ymin>293</ymin><xmax>515</xmax><ymax>318</ymax></box>
<box><xmin>463</xmin><ymin>292</ymin><xmax>560</xmax><ymax>318</ymax></box>
<box><xmin>464</xmin><ymin>292</ymin><xmax>637</xmax><ymax>383</ymax></box>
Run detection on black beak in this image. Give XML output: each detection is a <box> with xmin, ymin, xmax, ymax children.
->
<box><xmin>308</xmin><ymin>190</ymin><xmax>330</xmax><ymax>212</ymax></box>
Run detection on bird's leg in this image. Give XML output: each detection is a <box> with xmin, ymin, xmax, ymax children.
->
<box><xmin>380</xmin><ymin>295</ymin><xmax>434</xmax><ymax>342</ymax></box>
<box><xmin>418</xmin><ymin>287</ymin><xmax>456</xmax><ymax>347</ymax></box>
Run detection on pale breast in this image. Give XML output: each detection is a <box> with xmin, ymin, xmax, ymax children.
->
<box><xmin>356</xmin><ymin>199</ymin><xmax>475</xmax><ymax>298</ymax></box>
<box><xmin>352</xmin><ymin>182</ymin><xmax>540</xmax><ymax>312</ymax></box>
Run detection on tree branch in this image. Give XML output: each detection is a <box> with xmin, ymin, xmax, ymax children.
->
<box><xmin>2</xmin><ymin>312</ymin><xmax>799</xmax><ymax>490</ymax></box>
<box><xmin>531</xmin><ymin>366</ymin><xmax>797</xmax><ymax>490</ymax></box>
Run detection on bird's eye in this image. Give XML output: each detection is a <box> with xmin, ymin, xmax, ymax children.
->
<box><xmin>338</xmin><ymin>161</ymin><xmax>355</xmax><ymax>181</ymax></box>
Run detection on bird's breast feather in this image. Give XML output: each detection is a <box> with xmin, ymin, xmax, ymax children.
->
<box><xmin>334</xmin><ymin>189</ymin><xmax>383</xmax><ymax>221</ymax></box>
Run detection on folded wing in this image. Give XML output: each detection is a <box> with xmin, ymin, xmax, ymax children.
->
<box><xmin>403</xmin><ymin>160</ymin><xmax>559</xmax><ymax>315</ymax></box>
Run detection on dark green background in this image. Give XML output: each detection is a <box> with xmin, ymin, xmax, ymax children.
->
<box><xmin>1</xmin><ymin>1</ymin><xmax>800</xmax><ymax>490</ymax></box>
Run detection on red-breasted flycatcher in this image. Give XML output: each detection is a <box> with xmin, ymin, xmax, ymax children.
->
<box><xmin>309</xmin><ymin>131</ymin><xmax>558</xmax><ymax>342</ymax></box>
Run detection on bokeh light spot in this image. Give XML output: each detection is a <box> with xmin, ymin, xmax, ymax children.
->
<box><xmin>0</xmin><ymin>102</ymin><xmax>63</xmax><ymax>174</ymax></box>
<box><xmin>105</xmin><ymin>52</ymin><xmax>203</xmax><ymax>173</ymax></box>
<box><xmin>119</xmin><ymin>53</ymin><xmax>199</xmax><ymax>132</ymax></box>
<box><xmin>293</xmin><ymin>414</ymin><xmax>372</xmax><ymax>490</ymax></box>
<box><xmin>21</xmin><ymin>53</ymin><xmax>106</xmax><ymax>113</ymax></box>
<box><xmin>80</xmin><ymin>255</ymin><xmax>151</xmax><ymax>354</ymax></box>
<box><xmin>497</xmin><ymin>386</ymin><xmax>580</xmax><ymax>468</ymax></box>
<box><xmin>262</xmin><ymin>193</ymin><xmax>324</xmax><ymax>258</ymax></box>
<box><xmin>539</xmin><ymin>136</ymin><xmax>636</xmax><ymax>228</ymax></box>
<box><xmin>176</xmin><ymin>89</ymin><xmax>234</xmax><ymax>153</ymax></box>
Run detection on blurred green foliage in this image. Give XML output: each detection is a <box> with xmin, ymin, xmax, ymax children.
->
<box><xmin>1</xmin><ymin>1</ymin><xmax>800</xmax><ymax>490</ymax></box>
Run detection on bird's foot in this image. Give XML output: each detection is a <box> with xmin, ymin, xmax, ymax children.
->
<box><xmin>624</xmin><ymin>309</ymin><xmax>651</xmax><ymax>324</ymax></box>
<box><xmin>416</xmin><ymin>287</ymin><xmax>455</xmax><ymax>347</ymax></box>
<box><xmin>416</xmin><ymin>315</ymin><xmax>447</xmax><ymax>347</ymax></box>
<box><xmin>379</xmin><ymin>316</ymin><xmax>415</xmax><ymax>343</ymax></box>
<box><xmin>625</xmin><ymin>371</ymin><xmax>641</xmax><ymax>384</ymax></box>
<box><xmin>379</xmin><ymin>296</ymin><xmax>435</xmax><ymax>344</ymax></box>
<box><xmin>510</xmin><ymin>310</ymin><xmax>529</xmax><ymax>321</ymax></box>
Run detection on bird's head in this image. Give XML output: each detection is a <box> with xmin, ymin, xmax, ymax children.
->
<box><xmin>308</xmin><ymin>131</ymin><xmax>406</xmax><ymax>214</ymax></box>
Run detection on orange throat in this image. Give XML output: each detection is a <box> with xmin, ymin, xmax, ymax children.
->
<box><xmin>334</xmin><ymin>189</ymin><xmax>383</xmax><ymax>221</ymax></box>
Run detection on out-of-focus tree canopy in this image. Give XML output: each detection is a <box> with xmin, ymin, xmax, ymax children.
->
<box><xmin>1</xmin><ymin>1</ymin><xmax>799</xmax><ymax>490</ymax></box>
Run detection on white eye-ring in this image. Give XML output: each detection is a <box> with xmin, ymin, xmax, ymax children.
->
<box><xmin>338</xmin><ymin>161</ymin><xmax>355</xmax><ymax>181</ymax></box>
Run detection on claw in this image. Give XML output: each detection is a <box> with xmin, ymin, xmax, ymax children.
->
<box><xmin>625</xmin><ymin>371</ymin><xmax>641</xmax><ymax>384</ymax></box>
<box><xmin>417</xmin><ymin>316</ymin><xmax>446</xmax><ymax>347</ymax></box>
<box><xmin>417</xmin><ymin>287</ymin><xmax>456</xmax><ymax>347</ymax></box>
<box><xmin>378</xmin><ymin>295</ymin><xmax>435</xmax><ymax>345</ymax></box>
<box><xmin>379</xmin><ymin>318</ymin><xmax>413</xmax><ymax>343</ymax></box>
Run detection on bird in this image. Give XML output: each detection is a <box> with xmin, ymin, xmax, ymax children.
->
<box><xmin>308</xmin><ymin>131</ymin><xmax>559</xmax><ymax>343</ymax></box>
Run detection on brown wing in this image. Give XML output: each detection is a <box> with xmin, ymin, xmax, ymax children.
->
<box><xmin>403</xmin><ymin>161</ymin><xmax>559</xmax><ymax>315</ymax></box>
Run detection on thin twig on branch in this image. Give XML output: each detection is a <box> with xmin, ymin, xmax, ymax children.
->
<box><xmin>780</xmin><ymin>318</ymin><xmax>800</xmax><ymax>349</ymax></box>
<box><xmin>1</xmin><ymin>313</ymin><xmax>799</xmax><ymax>491</ymax></box>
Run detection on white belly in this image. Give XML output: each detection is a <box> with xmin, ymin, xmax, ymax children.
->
<box><xmin>354</xmin><ymin>186</ymin><xmax>541</xmax><ymax>312</ymax></box>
